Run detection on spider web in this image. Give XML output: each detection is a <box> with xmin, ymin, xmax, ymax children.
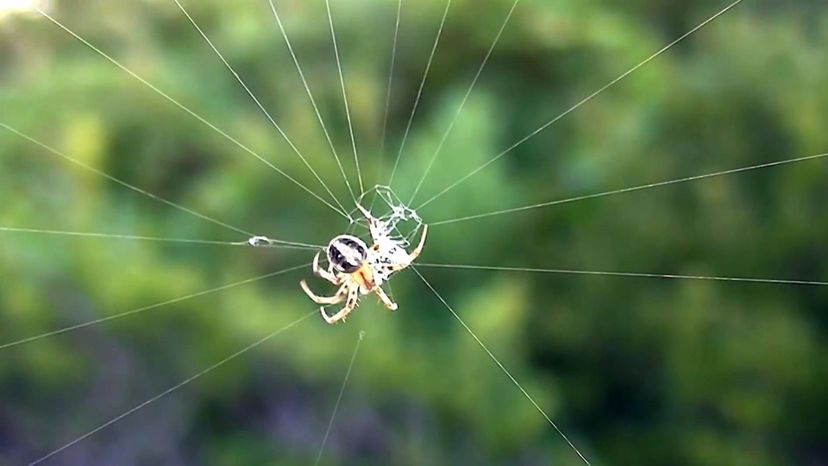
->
<box><xmin>1</xmin><ymin>1</ymin><xmax>826</xmax><ymax>465</ymax></box>
<box><xmin>351</xmin><ymin>185</ymin><xmax>423</xmax><ymax>248</ymax></box>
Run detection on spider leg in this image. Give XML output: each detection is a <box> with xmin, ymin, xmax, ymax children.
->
<box><xmin>300</xmin><ymin>280</ymin><xmax>347</xmax><ymax>305</ymax></box>
<box><xmin>312</xmin><ymin>251</ymin><xmax>340</xmax><ymax>284</ymax></box>
<box><xmin>321</xmin><ymin>286</ymin><xmax>359</xmax><ymax>324</ymax></box>
<box><xmin>373</xmin><ymin>286</ymin><xmax>398</xmax><ymax>311</ymax></box>
<box><xmin>410</xmin><ymin>224</ymin><xmax>428</xmax><ymax>260</ymax></box>
<box><xmin>392</xmin><ymin>224</ymin><xmax>429</xmax><ymax>271</ymax></box>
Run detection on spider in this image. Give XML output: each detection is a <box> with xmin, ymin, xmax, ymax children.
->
<box><xmin>300</xmin><ymin>203</ymin><xmax>428</xmax><ymax>324</ymax></box>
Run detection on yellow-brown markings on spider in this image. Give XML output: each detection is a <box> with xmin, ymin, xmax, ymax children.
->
<box><xmin>352</xmin><ymin>264</ymin><xmax>374</xmax><ymax>290</ymax></box>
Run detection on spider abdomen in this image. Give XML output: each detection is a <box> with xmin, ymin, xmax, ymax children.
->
<box><xmin>327</xmin><ymin>234</ymin><xmax>368</xmax><ymax>274</ymax></box>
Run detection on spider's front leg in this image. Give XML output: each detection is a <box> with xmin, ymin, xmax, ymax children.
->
<box><xmin>312</xmin><ymin>251</ymin><xmax>340</xmax><ymax>284</ymax></box>
<box><xmin>321</xmin><ymin>286</ymin><xmax>359</xmax><ymax>324</ymax></box>
<box><xmin>373</xmin><ymin>286</ymin><xmax>398</xmax><ymax>311</ymax></box>
<box><xmin>393</xmin><ymin>224</ymin><xmax>429</xmax><ymax>271</ymax></box>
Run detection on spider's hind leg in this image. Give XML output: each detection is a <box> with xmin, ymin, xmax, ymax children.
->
<box><xmin>312</xmin><ymin>251</ymin><xmax>340</xmax><ymax>284</ymax></box>
<box><xmin>321</xmin><ymin>286</ymin><xmax>359</xmax><ymax>324</ymax></box>
<box><xmin>301</xmin><ymin>280</ymin><xmax>346</xmax><ymax>305</ymax></box>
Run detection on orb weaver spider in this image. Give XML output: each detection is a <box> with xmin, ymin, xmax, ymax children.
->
<box><xmin>300</xmin><ymin>200</ymin><xmax>428</xmax><ymax>324</ymax></box>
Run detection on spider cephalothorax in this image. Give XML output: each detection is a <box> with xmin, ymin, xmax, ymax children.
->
<box><xmin>300</xmin><ymin>202</ymin><xmax>427</xmax><ymax>324</ymax></box>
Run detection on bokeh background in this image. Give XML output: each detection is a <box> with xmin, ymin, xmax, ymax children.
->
<box><xmin>1</xmin><ymin>0</ymin><xmax>827</xmax><ymax>465</ymax></box>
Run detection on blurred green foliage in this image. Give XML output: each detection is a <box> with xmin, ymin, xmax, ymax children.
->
<box><xmin>1</xmin><ymin>0</ymin><xmax>827</xmax><ymax>465</ymax></box>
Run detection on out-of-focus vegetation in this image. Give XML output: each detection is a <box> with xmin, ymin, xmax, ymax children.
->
<box><xmin>1</xmin><ymin>0</ymin><xmax>827</xmax><ymax>464</ymax></box>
